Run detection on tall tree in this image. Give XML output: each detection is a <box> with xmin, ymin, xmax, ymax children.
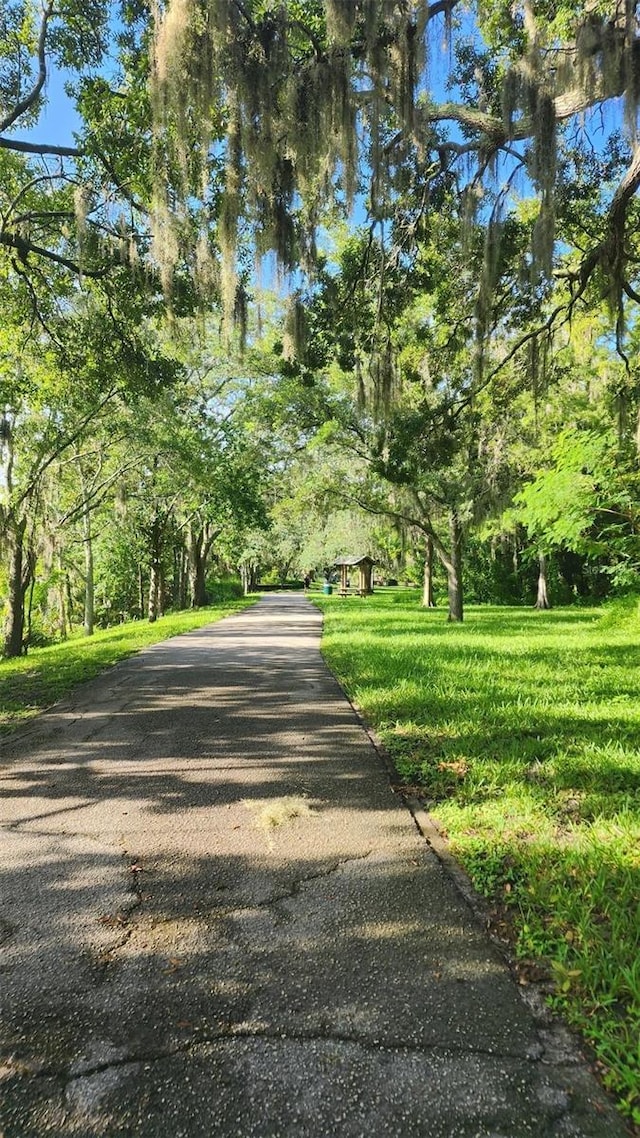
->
<box><xmin>0</xmin><ymin>286</ymin><xmax>177</xmax><ymax>656</ymax></box>
<box><xmin>276</xmin><ymin>195</ymin><xmax>532</xmax><ymax>620</ymax></box>
<box><xmin>0</xmin><ymin>337</ymin><xmax>118</xmax><ymax>656</ymax></box>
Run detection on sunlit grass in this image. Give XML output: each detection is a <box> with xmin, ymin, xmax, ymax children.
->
<box><xmin>316</xmin><ymin>590</ymin><xmax>640</xmax><ymax>1124</ymax></box>
<box><xmin>0</xmin><ymin>599</ymin><xmax>254</xmax><ymax>734</ymax></box>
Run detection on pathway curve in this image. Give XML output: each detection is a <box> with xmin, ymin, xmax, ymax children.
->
<box><xmin>0</xmin><ymin>595</ymin><xmax>628</xmax><ymax>1137</ymax></box>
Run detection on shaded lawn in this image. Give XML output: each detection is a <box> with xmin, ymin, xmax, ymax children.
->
<box><xmin>0</xmin><ymin>600</ymin><xmax>254</xmax><ymax>735</ymax></box>
<box><xmin>316</xmin><ymin>590</ymin><xmax>640</xmax><ymax>1125</ymax></box>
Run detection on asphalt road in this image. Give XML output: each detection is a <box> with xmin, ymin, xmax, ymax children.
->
<box><xmin>0</xmin><ymin>595</ymin><xmax>629</xmax><ymax>1137</ymax></box>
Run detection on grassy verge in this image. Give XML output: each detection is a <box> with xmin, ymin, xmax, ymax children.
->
<box><xmin>315</xmin><ymin>589</ymin><xmax>640</xmax><ymax>1125</ymax></box>
<box><xmin>0</xmin><ymin>599</ymin><xmax>254</xmax><ymax>735</ymax></box>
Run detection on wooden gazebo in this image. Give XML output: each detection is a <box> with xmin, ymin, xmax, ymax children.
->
<box><xmin>334</xmin><ymin>556</ymin><xmax>375</xmax><ymax>597</ymax></box>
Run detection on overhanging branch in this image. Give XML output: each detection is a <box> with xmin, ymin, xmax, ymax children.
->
<box><xmin>0</xmin><ymin>136</ymin><xmax>83</xmax><ymax>158</ymax></box>
<box><xmin>1</xmin><ymin>231</ymin><xmax>111</xmax><ymax>278</ymax></box>
<box><xmin>0</xmin><ymin>3</ymin><xmax>55</xmax><ymax>133</ymax></box>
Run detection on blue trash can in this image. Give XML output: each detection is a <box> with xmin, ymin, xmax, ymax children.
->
<box><xmin>322</xmin><ymin>583</ymin><xmax>333</xmax><ymax>595</ymax></box>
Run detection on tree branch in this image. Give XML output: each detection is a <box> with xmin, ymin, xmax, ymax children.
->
<box><xmin>0</xmin><ymin>136</ymin><xmax>83</xmax><ymax>158</ymax></box>
<box><xmin>0</xmin><ymin>3</ymin><xmax>55</xmax><ymax>133</ymax></box>
<box><xmin>56</xmin><ymin>458</ymin><xmax>142</xmax><ymax>529</ymax></box>
<box><xmin>561</xmin><ymin>145</ymin><xmax>640</xmax><ymax>317</ymax></box>
<box><xmin>421</xmin><ymin>46</ymin><xmax>639</xmax><ymax>152</ymax></box>
<box><xmin>1</xmin><ymin>171</ymin><xmax>69</xmax><ymax>231</ymax></box>
<box><xmin>426</xmin><ymin>0</ymin><xmax>460</xmax><ymax>19</ymax></box>
<box><xmin>0</xmin><ymin>230</ymin><xmax>111</xmax><ymax>278</ymax></box>
<box><xmin>10</xmin><ymin>257</ymin><xmax>63</xmax><ymax>347</ymax></box>
<box><xmin>20</xmin><ymin>388</ymin><xmax>120</xmax><ymax>509</ymax></box>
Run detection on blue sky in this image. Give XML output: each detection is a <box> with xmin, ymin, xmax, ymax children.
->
<box><xmin>30</xmin><ymin>68</ymin><xmax>81</xmax><ymax>147</ymax></box>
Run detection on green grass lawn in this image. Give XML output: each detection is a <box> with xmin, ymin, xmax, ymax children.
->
<box><xmin>0</xmin><ymin>599</ymin><xmax>254</xmax><ymax>735</ymax></box>
<box><xmin>315</xmin><ymin>589</ymin><xmax>640</xmax><ymax>1125</ymax></box>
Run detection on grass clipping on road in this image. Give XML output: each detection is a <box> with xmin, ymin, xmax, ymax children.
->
<box><xmin>316</xmin><ymin>590</ymin><xmax>640</xmax><ymax>1126</ymax></box>
<box><xmin>245</xmin><ymin>796</ymin><xmax>313</xmax><ymax>848</ymax></box>
<box><xmin>0</xmin><ymin>600</ymin><xmax>254</xmax><ymax>735</ymax></box>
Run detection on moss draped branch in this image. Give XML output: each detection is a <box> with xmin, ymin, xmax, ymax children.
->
<box><xmin>423</xmin><ymin>61</ymin><xmax>640</xmax><ymax>152</ymax></box>
<box><xmin>0</xmin><ymin>230</ymin><xmax>111</xmax><ymax>278</ymax></box>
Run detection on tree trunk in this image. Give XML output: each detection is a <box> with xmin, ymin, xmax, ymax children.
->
<box><xmin>75</xmin><ymin>455</ymin><xmax>96</xmax><ymax>636</ymax></box>
<box><xmin>278</xmin><ymin>558</ymin><xmax>293</xmax><ymax>583</ymax></box>
<box><xmin>82</xmin><ymin>495</ymin><xmax>95</xmax><ymax>636</ymax></box>
<box><xmin>422</xmin><ymin>536</ymin><xmax>435</xmax><ymax>607</ymax></box>
<box><xmin>535</xmin><ymin>553</ymin><xmax>551</xmax><ymax>609</ymax></box>
<box><xmin>446</xmin><ymin>511</ymin><xmax>464</xmax><ymax>622</ymax></box>
<box><xmin>138</xmin><ymin>564</ymin><xmax>145</xmax><ymax>619</ymax></box>
<box><xmin>26</xmin><ymin>568</ymin><xmax>36</xmax><ymax>647</ymax></box>
<box><xmin>240</xmin><ymin>561</ymin><xmax>258</xmax><ymax>596</ymax></box>
<box><xmin>179</xmin><ymin>547</ymin><xmax>188</xmax><ymax>609</ymax></box>
<box><xmin>58</xmin><ymin>579</ymin><xmax>68</xmax><ymax>640</ymax></box>
<box><xmin>148</xmin><ymin>517</ymin><xmax>162</xmax><ymax>623</ymax></box>
<box><xmin>188</xmin><ymin>527</ymin><xmax>208</xmax><ymax>608</ymax></box>
<box><xmin>3</xmin><ymin>515</ymin><xmax>29</xmax><ymax>658</ymax></box>
<box><xmin>187</xmin><ymin>522</ymin><xmax>218</xmax><ymax>607</ymax></box>
<box><xmin>148</xmin><ymin>561</ymin><xmax>161</xmax><ymax>622</ymax></box>
<box><xmin>173</xmin><ymin>545</ymin><xmax>188</xmax><ymax>609</ymax></box>
<box><xmin>190</xmin><ymin>559</ymin><xmax>207</xmax><ymax>606</ymax></box>
<box><xmin>66</xmin><ymin>573</ymin><xmax>75</xmax><ymax>631</ymax></box>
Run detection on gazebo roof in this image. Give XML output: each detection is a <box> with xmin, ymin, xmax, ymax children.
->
<box><xmin>334</xmin><ymin>555</ymin><xmax>375</xmax><ymax>567</ymax></box>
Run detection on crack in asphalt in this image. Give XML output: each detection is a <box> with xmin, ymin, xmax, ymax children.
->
<box><xmin>228</xmin><ymin>849</ymin><xmax>378</xmax><ymax>913</ymax></box>
<box><xmin>12</xmin><ymin>1024</ymin><xmax>571</xmax><ymax>1090</ymax></box>
<box><xmin>102</xmin><ymin>846</ymin><xmax>378</xmax><ymax>932</ymax></box>
<box><xmin>0</xmin><ymin>685</ymin><xmax>142</xmax><ymax>754</ymax></box>
<box><xmin>1</xmin><ymin>806</ymin><xmax>100</xmax><ymax>833</ymax></box>
<box><xmin>87</xmin><ymin>850</ymin><xmax>379</xmax><ymax>969</ymax></box>
<box><xmin>86</xmin><ymin>851</ymin><xmax>146</xmax><ymax>976</ymax></box>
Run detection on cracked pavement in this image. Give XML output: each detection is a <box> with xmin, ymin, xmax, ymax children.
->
<box><xmin>0</xmin><ymin>594</ymin><xmax>630</xmax><ymax>1137</ymax></box>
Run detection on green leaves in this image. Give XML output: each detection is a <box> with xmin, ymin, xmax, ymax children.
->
<box><xmin>515</xmin><ymin>427</ymin><xmax>639</xmax><ymax>575</ymax></box>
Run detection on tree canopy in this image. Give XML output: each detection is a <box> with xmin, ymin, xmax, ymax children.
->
<box><xmin>2</xmin><ymin>1</ymin><xmax>640</xmax><ymax>650</ymax></box>
<box><xmin>145</xmin><ymin>1</ymin><xmax>640</xmax><ymax>339</ymax></box>
<box><xmin>3</xmin><ymin>2</ymin><xmax>640</xmax><ymax>328</ymax></box>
